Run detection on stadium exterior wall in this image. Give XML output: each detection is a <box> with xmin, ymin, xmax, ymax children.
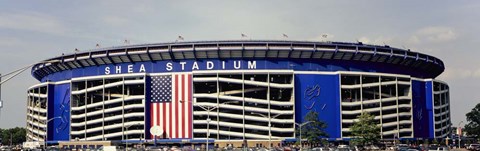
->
<box><xmin>25</xmin><ymin>40</ymin><xmax>451</xmax><ymax>144</ymax></box>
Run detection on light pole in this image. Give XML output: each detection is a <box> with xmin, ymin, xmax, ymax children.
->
<box><xmin>251</xmin><ymin>112</ymin><xmax>284</xmax><ymax>149</ymax></box>
<box><xmin>458</xmin><ymin>121</ymin><xmax>464</xmax><ymax>148</ymax></box>
<box><xmin>10</xmin><ymin>131</ymin><xmax>12</xmax><ymax>146</ymax></box>
<box><xmin>0</xmin><ymin>60</ymin><xmax>59</xmax><ymax>148</ymax></box>
<box><xmin>446</xmin><ymin>136</ymin><xmax>450</xmax><ymax>147</ymax></box>
<box><xmin>0</xmin><ymin>60</ymin><xmax>60</xmax><ymax>120</ymax></box>
<box><xmin>393</xmin><ymin>129</ymin><xmax>397</xmax><ymax>147</ymax></box>
<box><xmin>295</xmin><ymin>121</ymin><xmax>313</xmax><ymax>150</ymax></box>
<box><xmin>180</xmin><ymin>100</ymin><xmax>236</xmax><ymax>151</ymax></box>
<box><xmin>206</xmin><ymin>117</ymin><xmax>211</xmax><ymax>151</ymax></box>
<box><xmin>197</xmin><ymin>105</ymin><xmax>217</xmax><ymax>151</ymax></box>
<box><xmin>0</xmin><ymin>74</ymin><xmax>2</xmax><ymax>119</ymax></box>
<box><xmin>125</xmin><ymin>123</ymin><xmax>141</xmax><ymax>150</ymax></box>
<box><xmin>43</xmin><ymin>116</ymin><xmax>62</xmax><ymax>150</ymax></box>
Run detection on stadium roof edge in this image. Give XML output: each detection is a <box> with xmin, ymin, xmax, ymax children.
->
<box><xmin>31</xmin><ymin>40</ymin><xmax>445</xmax><ymax>81</ymax></box>
<box><xmin>46</xmin><ymin>40</ymin><xmax>423</xmax><ymax>58</ymax></box>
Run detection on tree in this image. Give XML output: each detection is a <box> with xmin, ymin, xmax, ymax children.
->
<box><xmin>350</xmin><ymin>112</ymin><xmax>380</xmax><ymax>145</ymax></box>
<box><xmin>465</xmin><ymin>103</ymin><xmax>480</xmax><ymax>138</ymax></box>
<box><xmin>0</xmin><ymin>127</ymin><xmax>26</xmax><ymax>145</ymax></box>
<box><xmin>298</xmin><ymin>110</ymin><xmax>328</xmax><ymax>145</ymax></box>
<box><xmin>11</xmin><ymin>127</ymin><xmax>26</xmax><ymax>144</ymax></box>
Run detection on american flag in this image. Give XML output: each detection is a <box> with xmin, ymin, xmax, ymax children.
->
<box><xmin>150</xmin><ymin>73</ymin><xmax>192</xmax><ymax>139</ymax></box>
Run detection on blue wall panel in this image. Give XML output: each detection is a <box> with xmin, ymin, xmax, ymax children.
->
<box><xmin>425</xmin><ymin>81</ymin><xmax>434</xmax><ymax>138</ymax></box>
<box><xmin>145</xmin><ymin>76</ymin><xmax>152</xmax><ymax>139</ymax></box>
<box><xmin>294</xmin><ymin>74</ymin><xmax>341</xmax><ymax>139</ymax></box>
<box><xmin>48</xmin><ymin>83</ymin><xmax>71</xmax><ymax>141</ymax></box>
<box><xmin>47</xmin><ymin>84</ymin><xmax>54</xmax><ymax>141</ymax></box>
<box><xmin>412</xmin><ymin>80</ymin><xmax>434</xmax><ymax>139</ymax></box>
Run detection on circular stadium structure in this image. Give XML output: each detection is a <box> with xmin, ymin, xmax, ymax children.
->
<box><xmin>26</xmin><ymin>40</ymin><xmax>451</xmax><ymax>148</ymax></box>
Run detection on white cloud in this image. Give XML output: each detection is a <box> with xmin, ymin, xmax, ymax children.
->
<box><xmin>472</xmin><ymin>68</ymin><xmax>480</xmax><ymax>78</ymax></box>
<box><xmin>357</xmin><ymin>36</ymin><xmax>394</xmax><ymax>45</ymax></box>
<box><xmin>407</xmin><ymin>35</ymin><xmax>421</xmax><ymax>44</ymax></box>
<box><xmin>409</xmin><ymin>26</ymin><xmax>457</xmax><ymax>43</ymax></box>
<box><xmin>437</xmin><ymin>68</ymin><xmax>480</xmax><ymax>81</ymax></box>
<box><xmin>358</xmin><ymin>37</ymin><xmax>371</xmax><ymax>44</ymax></box>
<box><xmin>0</xmin><ymin>12</ymin><xmax>68</xmax><ymax>35</ymax></box>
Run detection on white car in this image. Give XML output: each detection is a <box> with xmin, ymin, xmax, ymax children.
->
<box><xmin>336</xmin><ymin>145</ymin><xmax>351</xmax><ymax>151</ymax></box>
<box><xmin>312</xmin><ymin>147</ymin><xmax>327</xmax><ymax>151</ymax></box>
<box><xmin>469</xmin><ymin>144</ymin><xmax>480</xmax><ymax>150</ymax></box>
<box><xmin>435</xmin><ymin>147</ymin><xmax>449</xmax><ymax>151</ymax></box>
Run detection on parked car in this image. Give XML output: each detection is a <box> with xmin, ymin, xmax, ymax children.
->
<box><xmin>0</xmin><ymin>146</ymin><xmax>12</xmax><ymax>151</ymax></box>
<box><xmin>376</xmin><ymin>144</ymin><xmax>386</xmax><ymax>150</ymax></box>
<box><xmin>312</xmin><ymin>147</ymin><xmax>329</xmax><ymax>151</ymax></box>
<box><xmin>428</xmin><ymin>145</ymin><xmax>438</xmax><ymax>151</ymax></box>
<box><xmin>336</xmin><ymin>145</ymin><xmax>351</xmax><ymax>151</ymax></box>
<box><xmin>364</xmin><ymin>145</ymin><xmax>380</xmax><ymax>150</ymax></box>
<box><xmin>352</xmin><ymin>145</ymin><xmax>363</xmax><ymax>151</ymax></box>
<box><xmin>414</xmin><ymin>145</ymin><xmax>428</xmax><ymax>151</ymax></box>
<box><xmin>398</xmin><ymin>146</ymin><xmax>410</xmax><ymax>151</ymax></box>
<box><xmin>436</xmin><ymin>147</ymin><xmax>449</xmax><ymax>151</ymax></box>
<box><xmin>468</xmin><ymin>144</ymin><xmax>480</xmax><ymax>151</ymax></box>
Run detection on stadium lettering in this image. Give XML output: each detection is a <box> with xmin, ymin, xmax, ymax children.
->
<box><xmin>104</xmin><ymin>61</ymin><xmax>257</xmax><ymax>75</ymax></box>
<box><xmin>139</xmin><ymin>64</ymin><xmax>146</xmax><ymax>72</ymax></box>
<box><xmin>207</xmin><ymin>61</ymin><xmax>214</xmax><ymax>69</ymax></box>
<box><xmin>105</xmin><ymin>64</ymin><xmax>148</xmax><ymax>75</ymax></box>
<box><xmin>191</xmin><ymin>62</ymin><xmax>199</xmax><ymax>70</ymax></box>
<box><xmin>128</xmin><ymin>65</ymin><xmax>133</xmax><ymax>73</ymax></box>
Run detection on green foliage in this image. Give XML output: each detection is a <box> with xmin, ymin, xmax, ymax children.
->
<box><xmin>0</xmin><ymin>127</ymin><xmax>26</xmax><ymax>145</ymax></box>
<box><xmin>321</xmin><ymin>139</ymin><xmax>329</xmax><ymax>146</ymax></box>
<box><xmin>298</xmin><ymin>110</ymin><xmax>328</xmax><ymax>144</ymax></box>
<box><xmin>350</xmin><ymin>112</ymin><xmax>380</xmax><ymax>145</ymax></box>
<box><xmin>423</xmin><ymin>139</ymin><xmax>429</xmax><ymax>146</ymax></box>
<box><xmin>294</xmin><ymin>141</ymin><xmax>301</xmax><ymax>146</ymax></box>
<box><xmin>466</xmin><ymin>140</ymin><xmax>472</xmax><ymax>144</ymax></box>
<box><xmin>465</xmin><ymin>103</ymin><xmax>480</xmax><ymax>138</ymax></box>
<box><xmin>432</xmin><ymin>138</ymin><xmax>438</xmax><ymax>144</ymax></box>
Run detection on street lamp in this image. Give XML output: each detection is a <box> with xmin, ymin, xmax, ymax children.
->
<box><xmin>251</xmin><ymin>112</ymin><xmax>284</xmax><ymax>149</ymax></box>
<box><xmin>0</xmin><ymin>59</ymin><xmax>60</xmax><ymax>119</ymax></box>
<box><xmin>206</xmin><ymin>117</ymin><xmax>211</xmax><ymax>151</ymax></box>
<box><xmin>393</xmin><ymin>129</ymin><xmax>398</xmax><ymax>147</ymax></box>
<box><xmin>458</xmin><ymin>121</ymin><xmax>464</xmax><ymax>149</ymax></box>
<box><xmin>392</xmin><ymin>127</ymin><xmax>402</xmax><ymax>147</ymax></box>
<box><xmin>295</xmin><ymin>121</ymin><xmax>313</xmax><ymax>150</ymax></box>
<box><xmin>180</xmin><ymin>100</ymin><xmax>237</xmax><ymax>151</ymax></box>
<box><xmin>0</xmin><ymin>59</ymin><xmax>60</xmax><ymax>85</ymax></box>
<box><xmin>0</xmin><ymin>74</ymin><xmax>2</xmax><ymax>118</ymax></box>
<box><xmin>125</xmin><ymin>123</ymin><xmax>141</xmax><ymax>150</ymax></box>
<box><xmin>446</xmin><ymin>136</ymin><xmax>450</xmax><ymax>147</ymax></box>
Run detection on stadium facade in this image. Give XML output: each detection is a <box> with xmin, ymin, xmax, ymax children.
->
<box><xmin>26</xmin><ymin>40</ymin><xmax>451</xmax><ymax>145</ymax></box>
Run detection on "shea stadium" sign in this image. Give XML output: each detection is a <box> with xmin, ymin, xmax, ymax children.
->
<box><xmin>104</xmin><ymin>60</ymin><xmax>257</xmax><ymax>75</ymax></box>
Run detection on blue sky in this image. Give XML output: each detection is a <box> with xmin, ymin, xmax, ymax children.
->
<box><xmin>0</xmin><ymin>0</ymin><xmax>479</xmax><ymax>128</ymax></box>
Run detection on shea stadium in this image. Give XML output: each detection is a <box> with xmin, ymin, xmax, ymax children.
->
<box><xmin>25</xmin><ymin>40</ymin><xmax>451</xmax><ymax>148</ymax></box>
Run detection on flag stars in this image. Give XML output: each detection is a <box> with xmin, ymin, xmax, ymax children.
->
<box><xmin>151</xmin><ymin>75</ymin><xmax>172</xmax><ymax>102</ymax></box>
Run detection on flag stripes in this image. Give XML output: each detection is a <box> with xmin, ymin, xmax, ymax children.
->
<box><xmin>150</xmin><ymin>74</ymin><xmax>192</xmax><ymax>139</ymax></box>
